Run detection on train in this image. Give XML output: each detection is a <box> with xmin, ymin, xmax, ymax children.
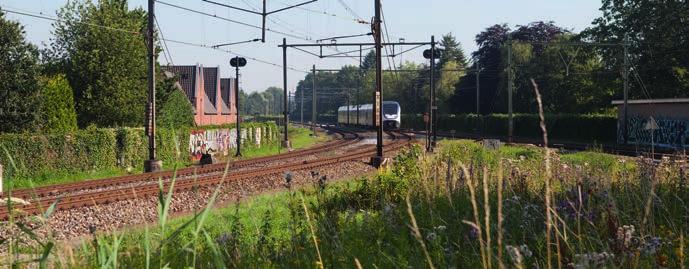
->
<box><xmin>337</xmin><ymin>101</ymin><xmax>401</xmax><ymax>129</ymax></box>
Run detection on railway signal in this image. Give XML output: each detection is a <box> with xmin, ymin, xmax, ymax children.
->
<box><xmin>231</xmin><ymin>56</ymin><xmax>247</xmax><ymax>157</ymax></box>
<box><xmin>424</xmin><ymin>36</ymin><xmax>441</xmax><ymax>152</ymax></box>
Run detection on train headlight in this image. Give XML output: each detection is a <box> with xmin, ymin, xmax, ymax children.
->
<box><xmin>384</xmin><ymin>114</ymin><xmax>398</xmax><ymax>119</ymax></box>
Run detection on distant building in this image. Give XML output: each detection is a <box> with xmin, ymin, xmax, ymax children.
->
<box><xmin>162</xmin><ymin>65</ymin><xmax>237</xmax><ymax>126</ymax></box>
<box><xmin>612</xmin><ymin>98</ymin><xmax>689</xmax><ymax>148</ymax></box>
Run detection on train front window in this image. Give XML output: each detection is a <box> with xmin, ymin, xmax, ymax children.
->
<box><xmin>383</xmin><ymin>104</ymin><xmax>398</xmax><ymax>115</ymax></box>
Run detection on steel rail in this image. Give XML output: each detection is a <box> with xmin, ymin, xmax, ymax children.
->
<box><xmin>2</xmin><ymin>127</ymin><xmax>359</xmax><ymax>200</ymax></box>
<box><xmin>0</xmin><ymin>130</ymin><xmax>412</xmax><ymax>220</ymax></box>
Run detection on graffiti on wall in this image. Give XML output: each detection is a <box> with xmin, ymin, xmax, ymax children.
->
<box><xmin>254</xmin><ymin>127</ymin><xmax>261</xmax><ymax>145</ymax></box>
<box><xmin>190</xmin><ymin>128</ymin><xmax>255</xmax><ymax>160</ymax></box>
<box><xmin>618</xmin><ymin>116</ymin><xmax>689</xmax><ymax>148</ymax></box>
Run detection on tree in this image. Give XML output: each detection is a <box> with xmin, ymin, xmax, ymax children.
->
<box><xmin>38</xmin><ymin>75</ymin><xmax>78</xmax><ymax>133</ymax></box>
<box><xmin>439</xmin><ymin>33</ymin><xmax>468</xmax><ymax>69</ymax></box>
<box><xmin>264</xmin><ymin>87</ymin><xmax>284</xmax><ymax>115</ymax></box>
<box><xmin>437</xmin><ymin>60</ymin><xmax>463</xmax><ymax>113</ymax></box>
<box><xmin>49</xmin><ymin>0</ymin><xmax>149</xmax><ymax>127</ymax></box>
<box><xmin>246</xmin><ymin>92</ymin><xmax>266</xmax><ymax>116</ymax></box>
<box><xmin>156</xmin><ymin>75</ymin><xmax>194</xmax><ymax>129</ymax></box>
<box><xmin>238</xmin><ymin>90</ymin><xmax>248</xmax><ymax>115</ymax></box>
<box><xmin>584</xmin><ymin>0</ymin><xmax>689</xmax><ymax>98</ymax></box>
<box><xmin>0</xmin><ymin>9</ymin><xmax>41</xmax><ymax>133</ymax></box>
<box><xmin>360</xmin><ymin>50</ymin><xmax>376</xmax><ymax>72</ymax></box>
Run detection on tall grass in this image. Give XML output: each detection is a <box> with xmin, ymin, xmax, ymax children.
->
<box><xmin>2</xmin><ymin>135</ymin><xmax>688</xmax><ymax>268</ymax></box>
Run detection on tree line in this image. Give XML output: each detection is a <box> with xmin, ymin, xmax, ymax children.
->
<box><xmin>0</xmin><ymin>0</ymin><xmax>193</xmax><ymax>134</ymax></box>
<box><xmin>1</xmin><ymin>0</ymin><xmax>687</xmax><ymax>133</ymax></box>
<box><xmin>292</xmin><ymin>0</ymin><xmax>688</xmax><ymax>117</ymax></box>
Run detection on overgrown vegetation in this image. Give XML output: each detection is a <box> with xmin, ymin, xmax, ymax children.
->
<box><xmin>403</xmin><ymin>113</ymin><xmax>617</xmax><ymax>143</ymax></box>
<box><xmin>37</xmin><ymin>74</ymin><xmax>78</xmax><ymax>133</ymax></box>
<box><xmin>6</xmin><ymin>140</ymin><xmax>684</xmax><ymax>268</ymax></box>
<box><xmin>0</xmin><ymin>9</ymin><xmax>40</xmax><ymax>133</ymax></box>
<box><xmin>0</xmin><ymin>123</ymin><xmax>281</xmax><ymax>190</ymax></box>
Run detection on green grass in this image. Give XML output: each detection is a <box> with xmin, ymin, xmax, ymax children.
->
<box><xmin>5</xmin><ymin>126</ymin><xmax>327</xmax><ymax>191</ymax></box>
<box><xmin>4</xmin><ymin>139</ymin><xmax>688</xmax><ymax>268</ymax></box>
<box><xmin>238</xmin><ymin>126</ymin><xmax>328</xmax><ymax>159</ymax></box>
<box><xmin>8</xmin><ymin>167</ymin><xmax>131</xmax><ymax>190</ymax></box>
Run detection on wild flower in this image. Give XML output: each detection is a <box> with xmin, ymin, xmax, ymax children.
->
<box><xmin>467</xmin><ymin>226</ymin><xmax>479</xmax><ymax>241</ymax></box>
<box><xmin>640</xmin><ymin>236</ymin><xmax>663</xmax><ymax>256</ymax></box>
<box><xmin>434</xmin><ymin>225</ymin><xmax>447</xmax><ymax>232</ymax></box>
<box><xmin>216</xmin><ymin>233</ymin><xmax>231</xmax><ymax>246</ymax></box>
<box><xmin>382</xmin><ymin>203</ymin><xmax>396</xmax><ymax>215</ymax></box>
<box><xmin>425</xmin><ymin>232</ymin><xmax>437</xmax><ymax>241</ymax></box>
<box><xmin>506</xmin><ymin>244</ymin><xmax>532</xmax><ymax>265</ymax></box>
<box><xmin>616</xmin><ymin>225</ymin><xmax>636</xmax><ymax>249</ymax></box>
<box><xmin>569</xmin><ymin>252</ymin><xmax>614</xmax><ymax>269</ymax></box>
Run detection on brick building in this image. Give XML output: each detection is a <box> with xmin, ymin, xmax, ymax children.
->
<box><xmin>162</xmin><ymin>65</ymin><xmax>237</xmax><ymax>126</ymax></box>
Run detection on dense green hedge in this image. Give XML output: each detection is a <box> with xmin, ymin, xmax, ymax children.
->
<box><xmin>0</xmin><ymin>122</ymin><xmax>279</xmax><ymax>182</ymax></box>
<box><xmin>0</xmin><ymin>126</ymin><xmax>117</xmax><ymax>180</ymax></box>
<box><xmin>402</xmin><ymin>114</ymin><xmax>617</xmax><ymax>143</ymax></box>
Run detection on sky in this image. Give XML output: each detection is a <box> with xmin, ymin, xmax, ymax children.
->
<box><xmin>1</xmin><ymin>0</ymin><xmax>603</xmax><ymax>93</ymax></box>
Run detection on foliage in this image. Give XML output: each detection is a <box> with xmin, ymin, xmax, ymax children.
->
<box><xmin>0</xmin><ymin>123</ymin><xmax>278</xmax><ymax>188</ymax></box>
<box><xmin>584</xmin><ymin>0</ymin><xmax>689</xmax><ymax>99</ymax></box>
<box><xmin>49</xmin><ymin>0</ymin><xmax>149</xmax><ymax>127</ymax></box>
<box><xmin>0</xmin><ymin>126</ymin><xmax>118</xmax><ymax>185</ymax></box>
<box><xmin>0</xmin><ymin>9</ymin><xmax>41</xmax><ymax>133</ymax></box>
<box><xmin>37</xmin><ymin>74</ymin><xmax>78</xmax><ymax>133</ymax></box>
<box><xmin>246</xmin><ymin>91</ymin><xmax>267</xmax><ymax>116</ymax></box>
<box><xmin>402</xmin><ymin>113</ymin><xmax>618</xmax><ymax>143</ymax></box>
<box><xmin>156</xmin><ymin>75</ymin><xmax>195</xmax><ymax>129</ymax></box>
<box><xmin>36</xmin><ymin>140</ymin><xmax>687</xmax><ymax>268</ymax></box>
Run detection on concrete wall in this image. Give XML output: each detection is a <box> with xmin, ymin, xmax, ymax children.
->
<box><xmin>616</xmin><ymin>100</ymin><xmax>689</xmax><ymax>148</ymax></box>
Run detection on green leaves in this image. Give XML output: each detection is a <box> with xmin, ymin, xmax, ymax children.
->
<box><xmin>0</xmin><ymin>10</ymin><xmax>41</xmax><ymax>133</ymax></box>
<box><xmin>38</xmin><ymin>74</ymin><xmax>78</xmax><ymax>133</ymax></box>
<box><xmin>52</xmin><ymin>0</ymin><xmax>148</xmax><ymax>128</ymax></box>
<box><xmin>157</xmin><ymin>78</ymin><xmax>195</xmax><ymax>130</ymax></box>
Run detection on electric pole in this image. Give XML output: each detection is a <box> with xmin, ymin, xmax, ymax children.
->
<box><xmin>507</xmin><ymin>36</ymin><xmax>514</xmax><ymax>143</ymax></box>
<box><xmin>300</xmin><ymin>86</ymin><xmax>304</xmax><ymax>125</ymax></box>
<box><xmin>476</xmin><ymin>62</ymin><xmax>480</xmax><ymax>114</ymax></box>
<box><xmin>144</xmin><ymin>0</ymin><xmax>161</xmax><ymax>173</ymax></box>
<box><xmin>358</xmin><ymin>45</ymin><xmax>363</xmax><ymax>126</ymax></box>
<box><xmin>430</xmin><ymin>35</ymin><xmax>437</xmax><ymax>150</ymax></box>
<box><xmin>312</xmin><ymin>65</ymin><xmax>317</xmax><ymax>136</ymax></box>
<box><xmin>372</xmin><ymin>0</ymin><xmax>384</xmax><ymax>167</ymax></box>
<box><xmin>623</xmin><ymin>34</ymin><xmax>629</xmax><ymax>144</ymax></box>
<box><xmin>282</xmin><ymin>38</ymin><xmax>291</xmax><ymax>150</ymax></box>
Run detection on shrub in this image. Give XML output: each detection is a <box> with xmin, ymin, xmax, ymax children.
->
<box><xmin>402</xmin><ymin>113</ymin><xmax>617</xmax><ymax>143</ymax></box>
<box><xmin>38</xmin><ymin>74</ymin><xmax>78</xmax><ymax>133</ymax></box>
<box><xmin>158</xmin><ymin>88</ymin><xmax>195</xmax><ymax>130</ymax></box>
<box><xmin>0</xmin><ymin>126</ymin><xmax>117</xmax><ymax>182</ymax></box>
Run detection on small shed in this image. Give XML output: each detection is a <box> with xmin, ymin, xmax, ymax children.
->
<box><xmin>612</xmin><ymin>98</ymin><xmax>689</xmax><ymax>148</ymax></box>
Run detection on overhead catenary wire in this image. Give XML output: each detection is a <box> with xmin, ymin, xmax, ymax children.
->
<box><xmin>1</xmin><ymin>8</ymin><xmax>140</xmax><ymax>35</ymax></box>
<box><xmin>336</xmin><ymin>0</ymin><xmax>363</xmax><ymax>21</ymax></box>
<box><xmin>162</xmin><ymin>38</ymin><xmax>309</xmax><ymax>73</ymax></box>
<box><xmin>157</xmin><ymin>0</ymin><xmax>310</xmax><ymax>41</ymax></box>
<box><xmin>158</xmin><ymin>0</ymin><xmax>359</xmax><ymax>61</ymax></box>
<box><xmin>0</xmin><ymin>5</ymin><xmax>306</xmax><ymax>74</ymax></box>
<box><xmin>239</xmin><ymin>0</ymin><xmax>324</xmax><ymax>41</ymax></box>
<box><xmin>275</xmin><ymin>0</ymin><xmax>369</xmax><ymax>24</ymax></box>
<box><xmin>155</xmin><ymin>15</ymin><xmax>174</xmax><ymax>66</ymax></box>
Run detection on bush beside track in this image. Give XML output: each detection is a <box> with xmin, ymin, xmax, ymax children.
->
<box><xmin>0</xmin><ymin>123</ymin><xmax>278</xmax><ymax>186</ymax></box>
<box><xmin>402</xmin><ymin>113</ymin><xmax>617</xmax><ymax>143</ymax></box>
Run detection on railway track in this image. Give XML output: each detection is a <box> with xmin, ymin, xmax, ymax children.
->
<box><xmin>2</xmin><ymin>126</ymin><xmax>360</xmax><ymax>201</ymax></box>
<box><xmin>0</xmin><ymin>128</ymin><xmax>413</xmax><ymax>221</ymax></box>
